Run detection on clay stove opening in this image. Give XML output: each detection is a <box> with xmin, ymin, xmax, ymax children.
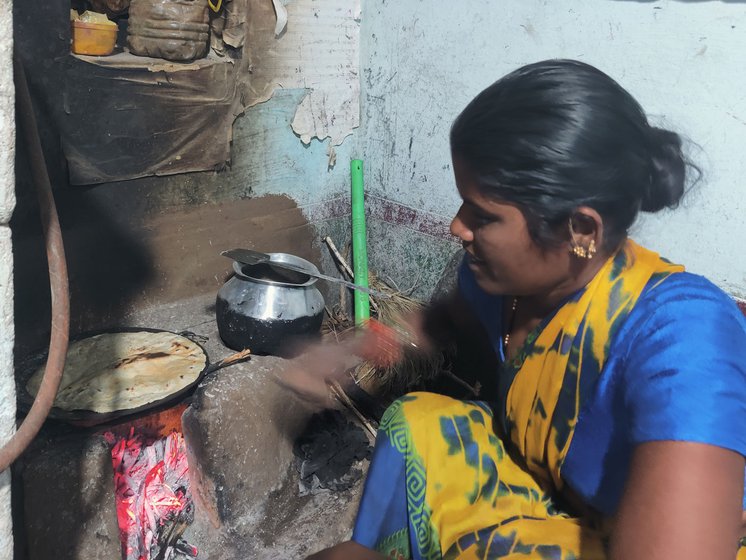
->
<box><xmin>101</xmin><ymin>405</ymin><xmax>196</xmax><ymax>559</ymax></box>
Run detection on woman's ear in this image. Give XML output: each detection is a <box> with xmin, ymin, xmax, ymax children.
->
<box><xmin>568</xmin><ymin>207</ymin><xmax>604</xmax><ymax>256</ymax></box>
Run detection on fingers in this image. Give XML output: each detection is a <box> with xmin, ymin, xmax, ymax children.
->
<box><xmin>272</xmin><ymin>341</ymin><xmax>360</xmax><ymax>408</ymax></box>
<box><xmin>272</xmin><ymin>367</ymin><xmax>332</xmax><ymax>408</ymax></box>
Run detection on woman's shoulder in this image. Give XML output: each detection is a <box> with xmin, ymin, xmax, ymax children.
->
<box><xmin>628</xmin><ymin>270</ymin><xmax>746</xmax><ymax>335</ymax></box>
<box><xmin>621</xmin><ymin>269</ymin><xmax>746</xmax><ymax>378</ymax></box>
<box><xmin>617</xmin><ymin>270</ymin><xmax>746</xmax><ymax>453</ymax></box>
<box><xmin>639</xmin><ymin>269</ymin><xmax>740</xmax><ymax>304</ymax></box>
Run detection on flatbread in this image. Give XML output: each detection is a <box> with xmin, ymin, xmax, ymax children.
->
<box><xmin>25</xmin><ymin>331</ymin><xmax>207</xmax><ymax>414</ymax></box>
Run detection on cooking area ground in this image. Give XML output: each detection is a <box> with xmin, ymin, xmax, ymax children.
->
<box><xmin>15</xmin><ymin>293</ymin><xmax>368</xmax><ymax>560</ymax></box>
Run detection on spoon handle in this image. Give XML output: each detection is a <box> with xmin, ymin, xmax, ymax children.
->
<box><xmin>222</xmin><ymin>249</ymin><xmax>390</xmax><ymax>298</ymax></box>
<box><xmin>284</xmin><ymin>264</ymin><xmax>389</xmax><ymax>298</ymax></box>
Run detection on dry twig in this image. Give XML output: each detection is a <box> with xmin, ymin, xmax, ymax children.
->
<box><xmin>321</xmin><ymin>236</ymin><xmax>469</xmax><ymax>399</ymax></box>
<box><xmin>329</xmin><ymin>381</ymin><xmax>377</xmax><ymax>438</ymax></box>
<box><xmin>324</xmin><ymin>236</ymin><xmax>380</xmax><ymax>314</ymax></box>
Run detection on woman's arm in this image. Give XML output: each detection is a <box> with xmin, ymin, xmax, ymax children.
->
<box><xmin>274</xmin><ymin>290</ymin><xmax>482</xmax><ymax>404</ymax></box>
<box><xmin>610</xmin><ymin>440</ymin><xmax>744</xmax><ymax>560</ymax></box>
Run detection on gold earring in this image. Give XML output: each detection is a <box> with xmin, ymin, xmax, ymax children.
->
<box><xmin>586</xmin><ymin>239</ymin><xmax>596</xmax><ymax>259</ymax></box>
<box><xmin>568</xmin><ymin>218</ymin><xmax>597</xmax><ymax>260</ymax></box>
<box><xmin>571</xmin><ymin>244</ymin><xmax>587</xmax><ymax>258</ymax></box>
<box><xmin>568</xmin><ymin>218</ymin><xmax>586</xmax><ymax>258</ymax></box>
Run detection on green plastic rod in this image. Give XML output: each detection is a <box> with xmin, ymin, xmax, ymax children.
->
<box><xmin>351</xmin><ymin>159</ymin><xmax>370</xmax><ymax>326</ymax></box>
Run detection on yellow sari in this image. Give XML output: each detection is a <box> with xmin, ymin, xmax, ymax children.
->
<box><xmin>354</xmin><ymin>240</ymin><xmax>698</xmax><ymax>559</ymax></box>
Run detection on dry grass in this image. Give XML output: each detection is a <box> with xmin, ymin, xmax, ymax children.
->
<box><xmin>320</xmin><ymin>235</ymin><xmax>472</xmax><ymax>404</ymax></box>
<box><xmin>322</xmin><ymin>271</ymin><xmax>449</xmax><ymax>398</ymax></box>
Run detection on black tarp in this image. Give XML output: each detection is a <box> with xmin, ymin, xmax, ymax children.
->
<box><xmin>15</xmin><ymin>1</ymin><xmax>250</xmax><ymax>185</ymax></box>
<box><xmin>62</xmin><ymin>53</ymin><xmax>240</xmax><ymax>184</ymax></box>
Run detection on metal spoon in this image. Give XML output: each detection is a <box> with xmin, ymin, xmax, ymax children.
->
<box><xmin>221</xmin><ymin>248</ymin><xmax>390</xmax><ymax>298</ymax></box>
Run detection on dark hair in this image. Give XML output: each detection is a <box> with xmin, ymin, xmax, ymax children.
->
<box><xmin>450</xmin><ymin>59</ymin><xmax>696</xmax><ymax>250</ymax></box>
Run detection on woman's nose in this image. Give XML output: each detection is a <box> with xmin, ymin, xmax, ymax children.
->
<box><xmin>450</xmin><ymin>209</ymin><xmax>473</xmax><ymax>242</ymax></box>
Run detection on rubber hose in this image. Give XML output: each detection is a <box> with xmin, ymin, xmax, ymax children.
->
<box><xmin>0</xmin><ymin>58</ymin><xmax>70</xmax><ymax>472</ymax></box>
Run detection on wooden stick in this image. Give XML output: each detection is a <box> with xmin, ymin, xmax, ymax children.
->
<box><xmin>329</xmin><ymin>381</ymin><xmax>377</xmax><ymax>438</ymax></box>
<box><xmin>324</xmin><ymin>236</ymin><xmax>380</xmax><ymax>314</ymax></box>
<box><xmin>206</xmin><ymin>348</ymin><xmax>252</xmax><ymax>374</ymax></box>
<box><xmin>442</xmin><ymin>369</ymin><xmax>479</xmax><ymax>397</ymax></box>
<box><xmin>353</xmin><ymin>364</ymin><xmax>376</xmax><ymax>386</ymax></box>
<box><xmin>217</xmin><ymin>347</ymin><xmax>252</xmax><ymax>366</ymax></box>
<box><xmin>324</xmin><ymin>236</ymin><xmax>355</xmax><ymax>279</ymax></box>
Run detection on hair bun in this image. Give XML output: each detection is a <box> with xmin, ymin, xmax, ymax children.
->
<box><xmin>642</xmin><ymin>127</ymin><xmax>686</xmax><ymax>212</ymax></box>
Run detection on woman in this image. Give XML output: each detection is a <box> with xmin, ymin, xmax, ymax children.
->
<box><xmin>297</xmin><ymin>60</ymin><xmax>746</xmax><ymax>559</ymax></box>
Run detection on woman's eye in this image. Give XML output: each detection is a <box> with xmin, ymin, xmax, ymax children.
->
<box><xmin>472</xmin><ymin>213</ymin><xmax>496</xmax><ymax>227</ymax></box>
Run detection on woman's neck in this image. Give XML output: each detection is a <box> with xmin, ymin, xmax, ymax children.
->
<box><xmin>519</xmin><ymin>250</ymin><xmax>612</xmax><ymax>319</ymax></box>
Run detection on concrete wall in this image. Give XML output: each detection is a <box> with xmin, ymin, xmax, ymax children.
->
<box><xmin>359</xmin><ymin>0</ymin><xmax>746</xmax><ymax>298</ymax></box>
<box><xmin>0</xmin><ymin>0</ymin><xmax>14</xmax><ymax>557</ymax></box>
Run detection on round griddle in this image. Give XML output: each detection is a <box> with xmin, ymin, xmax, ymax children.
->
<box><xmin>15</xmin><ymin>328</ymin><xmax>226</xmax><ymax>427</ymax></box>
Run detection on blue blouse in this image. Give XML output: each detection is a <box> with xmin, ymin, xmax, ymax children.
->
<box><xmin>458</xmin><ymin>259</ymin><xmax>746</xmax><ymax>514</ymax></box>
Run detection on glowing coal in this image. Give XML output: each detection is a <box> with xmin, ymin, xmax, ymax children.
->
<box><xmin>105</xmin><ymin>428</ymin><xmax>196</xmax><ymax>559</ymax></box>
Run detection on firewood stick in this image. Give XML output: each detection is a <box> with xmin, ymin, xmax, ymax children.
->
<box><xmin>324</xmin><ymin>236</ymin><xmax>380</xmax><ymax>314</ymax></box>
<box><xmin>329</xmin><ymin>381</ymin><xmax>377</xmax><ymax>438</ymax></box>
<box><xmin>324</xmin><ymin>236</ymin><xmax>355</xmax><ymax>279</ymax></box>
<box><xmin>442</xmin><ymin>369</ymin><xmax>479</xmax><ymax>397</ymax></box>
<box><xmin>205</xmin><ymin>348</ymin><xmax>251</xmax><ymax>374</ymax></box>
<box><xmin>218</xmin><ymin>348</ymin><xmax>252</xmax><ymax>366</ymax></box>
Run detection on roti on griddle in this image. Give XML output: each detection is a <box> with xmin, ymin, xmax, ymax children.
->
<box><xmin>25</xmin><ymin>331</ymin><xmax>207</xmax><ymax>414</ymax></box>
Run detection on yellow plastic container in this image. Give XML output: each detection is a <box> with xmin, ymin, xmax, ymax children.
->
<box><xmin>71</xmin><ymin>20</ymin><xmax>117</xmax><ymax>56</ymax></box>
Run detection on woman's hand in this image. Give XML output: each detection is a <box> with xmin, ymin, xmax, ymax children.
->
<box><xmin>274</xmin><ymin>295</ymin><xmax>468</xmax><ymax>406</ymax></box>
<box><xmin>610</xmin><ymin>441</ymin><xmax>745</xmax><ymax>559</ymax></box>
<box><xmin>274</xmin><ymin>314</ymin><xmax>431</xmax><ymax>404</ymax></box>
<box><xmin>273</xmin><ymin>338</ymin><xmax>363</xmax><ymax>407</ymax></box>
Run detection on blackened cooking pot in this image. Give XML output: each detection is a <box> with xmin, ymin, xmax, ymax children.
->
<box><xmin>216</xmin><ymin>253</ymin><xmax>325</xmax><ymax>356</ymax></box>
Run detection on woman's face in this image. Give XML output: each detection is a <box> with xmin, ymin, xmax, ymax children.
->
<box><xmin>449</xmin><ymin>156</ymin><xmax>574</xmax><ymax>298</ymax></box>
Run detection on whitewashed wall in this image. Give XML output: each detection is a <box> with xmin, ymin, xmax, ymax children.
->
<box><xmin>0</xmin><ymin>1</ymin><xmax>14</xmax><ymax>557</ymax></box>
<box><xmin>359</xmin><ymin>0</ymin><xmax>746</xmax><ymax>297</ymax></box>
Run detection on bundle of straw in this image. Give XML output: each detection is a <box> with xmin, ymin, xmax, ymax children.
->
<box><xmin>321</xmin><ymin>237</ymin><xmax>449</xmax><ymax>398</ymax></box>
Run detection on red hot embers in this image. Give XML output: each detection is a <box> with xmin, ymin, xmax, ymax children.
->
<box><xmin>104</xmin><ymin>428</ymin><xmax>197</xmax><ymax>559</ymax></box>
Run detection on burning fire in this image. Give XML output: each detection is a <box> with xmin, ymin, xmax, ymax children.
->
<box><xmin>105</xmin><ymin>428</ymin><xmax>197</xmax><ymax>559</ymax></box>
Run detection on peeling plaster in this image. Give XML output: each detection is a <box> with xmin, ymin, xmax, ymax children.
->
<box><xmin>246</xmin><ymin>0</ymin><xmax>360</xmax><ymax>147</ymax></box>
<box><xmin>271</xmin><ymin>0</ymin><xmax>288</xmax><ymax>35</ymax></box>
<box><xmin>0</xmin><ymin>228</ymin><xmax>14</xmax><ymax>560</ymax></box>
<box><xmin>0</xmin><ymin>6</ymin><xmax>14</xmax><ymax>226</ymax></box>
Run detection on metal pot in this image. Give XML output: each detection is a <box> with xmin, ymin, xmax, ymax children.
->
<box><xmin>216</xmin><ymin>253</ymin><xmax>325</xmax><ymax>356</ymax></box>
